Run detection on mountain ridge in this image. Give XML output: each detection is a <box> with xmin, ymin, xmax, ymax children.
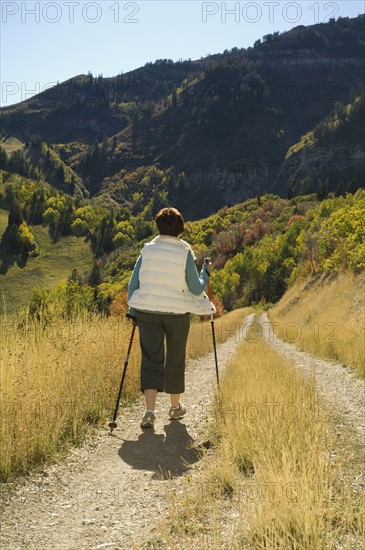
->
<box><xmin>1</xmin><ymin>14</ymin><xmax>364</xmax><ymax>219</ymax></box>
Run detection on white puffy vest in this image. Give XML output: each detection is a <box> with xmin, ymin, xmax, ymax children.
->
<box><xmin>128</xmin><ymin>235</ymin><xmax>216</xmax><ymax>316</ymax></box>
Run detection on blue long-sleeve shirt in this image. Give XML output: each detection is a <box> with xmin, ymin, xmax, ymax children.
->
<box><xmin>128</xmin><ymin>249</ymin><xmax>209</xmax><ymax>301</ymax></box>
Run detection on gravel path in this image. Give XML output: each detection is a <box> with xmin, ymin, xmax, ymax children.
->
<box><xmin>260</xmin><ymin>314</ymin><xmax>365</xmax><ymax>449</ymax></box>
<box><xmin>0</xmin><ymin>315</ymin><xmax>254</xmax><ymax>550</ymax></box>
<box><xmin>1</xmin><ymin>311</ymin><xmax>363</xmax><ymax>550</ymax></box>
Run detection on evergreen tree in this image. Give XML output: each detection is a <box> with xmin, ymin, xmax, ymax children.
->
<box><xmin>348</xmin><ymin>177</ymin><xmax>360</xmax><ymax>194</ymax></box>
<box><xmin>8</xmin><ymin>150</ymin><xmax>26</xmax><ymax>176</ymax></box>
<box><xmin>287</xmin><ymin>186</ymin><xmax>294</xmax><ymax>200</ymax></box>
<box><xmin>59</xmin><ymin>199</ymin><xmax>74</xmax><ymax>236</ymax></box>
<box><xmin>316</xmin><ymin>182</ymin><xmax>328</xmax><ymax>201</ymax></box>
<box><xmin>335</xmin><ymin>181</ymin><xmax>347</xmax><ymax>197</ymax></box>
<box><xmin>0</xmin><ymin>146</ymin><xmax>7</xmax><ymax>170</ymax></box>
<box><xmin>69</xmin><ymin>176</ymin><xmax>76</xmax><ymax>195</ymax></box>
<box><xmin>57</xmin><ymin>164</ymin><xmax>65</xmax><ymax>185</ymax></box>
<box><xmin>93</xmin><ymin>213</ymin><xmax>115</xmax><ymax>256</ymax></box>
<box><xmin>28</xmin><ymin>189</ymin><xmax>46</xmax><ymax>224</ymax></box>
<box><xmin>8</xmin><ymin>200</ymin><xmax>23</xmax><ymax>226</ymax></box>
<box><xmin>2</xmin><ymin>223</ymin><xmax>21</xmax><ymax>252</ymax></box>
<box><xmin>89</xmin><ymin>262</ymin><xmax>101</xmax><ymax>287</ymax></box>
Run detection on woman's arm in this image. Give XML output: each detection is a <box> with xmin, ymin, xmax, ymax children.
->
<box><xmin>128</xmin><ymin>255</ymin><xmax>142</xmax><ymax>300</ymax></box>
<box><xmin>185</xmin><ymin>250</ymin><xmax>210</xmax><ymax>295</ymax></box>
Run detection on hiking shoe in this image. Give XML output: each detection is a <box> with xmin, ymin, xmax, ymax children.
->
<box><xmin>140</xmin><ymin>411</ymin><xmax>155</xmax><ymax>428</ymax></box>
<box><xmin>169</xmin><ymin>403</ymin><xmax>186</xmax><ymax>419</ymax></box>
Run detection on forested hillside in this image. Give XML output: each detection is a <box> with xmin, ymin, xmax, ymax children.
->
<box><xmin>1</xmin><ymin>15</ymin><xmax>364</xmax><ymax>219</ymax></box>
<box><xmin>1</xmin><ymin>165</ymin><xmax>363</xmax><ymax>317</ymax></box>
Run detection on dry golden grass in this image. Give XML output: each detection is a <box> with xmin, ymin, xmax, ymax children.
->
<box><xmin>0</xmin><ymin>309</ymin><xmax>250</xmax><ymax>481</ymax></box>
<box><xmin>161</xmin><ymin>327</ymin><xmax>364</xmax><ymax>549</ymax></box>
<box><xmin>268</xmin><ymin>272</ymin><xmax>365</xmax><ymax>377</ymax></box>
<box><xmin>0</xmin><ymin>313</ymin><xmax>141</xmax><ymax>481</ymax></box>
<box><xmin>187</xmin><ymin>307</ymin><xmax>253</xmax><ymax>359</ymax></box>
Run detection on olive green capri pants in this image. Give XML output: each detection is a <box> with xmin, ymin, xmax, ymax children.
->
<box><xmin>135</xmin><ymin>311</ymin><xmax>190</xmax><ymax>394</ymax></box>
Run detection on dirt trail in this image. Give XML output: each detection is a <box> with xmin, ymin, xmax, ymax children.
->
<box><xmin>1</xmin><ymin>312</ymin><xmax>364</xmax><ymax>549</ymax></box>
<box><xmin>260</xmin><ymin>313</ymin><xmax>365</xmax><ymax>449</ymax></box>
<box><xmin>0</xmin><ymin>315</ymin><xmax>254</xmax><ymax>550</ymax></box>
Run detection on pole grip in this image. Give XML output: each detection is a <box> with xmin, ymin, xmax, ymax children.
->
<box><xmin>204</xmin><ymin>258</ymin><xmax>219</xmax><ymax>386</ymax></box>
<box><xmin>204</xmin><ymin>258</ymin><xmax>212</xmax><ymax>300</ymax></box>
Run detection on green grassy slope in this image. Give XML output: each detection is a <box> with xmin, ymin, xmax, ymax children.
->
<box><xmin>0</xmin><ymin>136</ymin><xmax>24</xmax><ymax>154</ymax></box>
<box><xmin>0</xmin><ymin>208</ymin><xmax>94</xmax><ymax>316</ymax></box>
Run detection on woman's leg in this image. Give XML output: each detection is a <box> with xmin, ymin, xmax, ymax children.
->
<box><xmin>163</xmin><ymin>313</ymin><xmax>190</xmax><ymax>397</ymax></box>
<box><xmin>170</xmin><ymin>393</ymin><xmax>180</xmax><ymax>407</ymax></box>
<box><xmin>144</xmin><ymin>389</ymin><xmax>157</xmax><ymax>410</ymax></box>
<box><xmin>137</xmin><ymin>312</ymin><xmax>165</xmax><ymax>393</ymax></box>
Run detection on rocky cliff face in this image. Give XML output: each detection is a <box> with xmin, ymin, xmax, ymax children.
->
<box><xmin>274</xmin><ymin>143</ymin><xmax>365</xmax><ymax>194</ymax></box>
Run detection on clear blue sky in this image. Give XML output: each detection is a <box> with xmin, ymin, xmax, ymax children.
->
<box><xmin>1</xmin><ymin>1</ymin><xmax>364</xmax><ymax>107</ymax></box>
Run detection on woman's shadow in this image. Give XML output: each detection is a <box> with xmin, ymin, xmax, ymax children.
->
<box><xmin>118</xmin><ymin>421</ymin><xmax>202</xmax><ymax>480</ymax></box>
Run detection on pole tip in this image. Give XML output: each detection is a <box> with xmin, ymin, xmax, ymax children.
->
<box><xmin>108</xmin><ymin>421</ymin><xmax>118</xmax><ymax>433</ymax></box>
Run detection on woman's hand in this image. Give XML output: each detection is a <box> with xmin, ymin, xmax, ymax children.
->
<box><xmin>204</xmin><ymin>257</ymin><xmax>213</xmax><ymax>275</ymax></box>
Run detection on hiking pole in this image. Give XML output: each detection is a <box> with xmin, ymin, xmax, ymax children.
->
<box><xmin>205</xmin><ymin>258</ymin><xmax>219</xmax><ymax>388</ymax></box>
<box><xmin>108</xmin><ymin>311</ymin><xmax>137</xmax><ymax>433</ymax></box>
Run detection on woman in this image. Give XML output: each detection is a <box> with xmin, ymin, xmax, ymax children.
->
<box><xmin>128</xmin><ymin>207</ymin><xmax>215</xmax><ymax>428</ymax></box>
